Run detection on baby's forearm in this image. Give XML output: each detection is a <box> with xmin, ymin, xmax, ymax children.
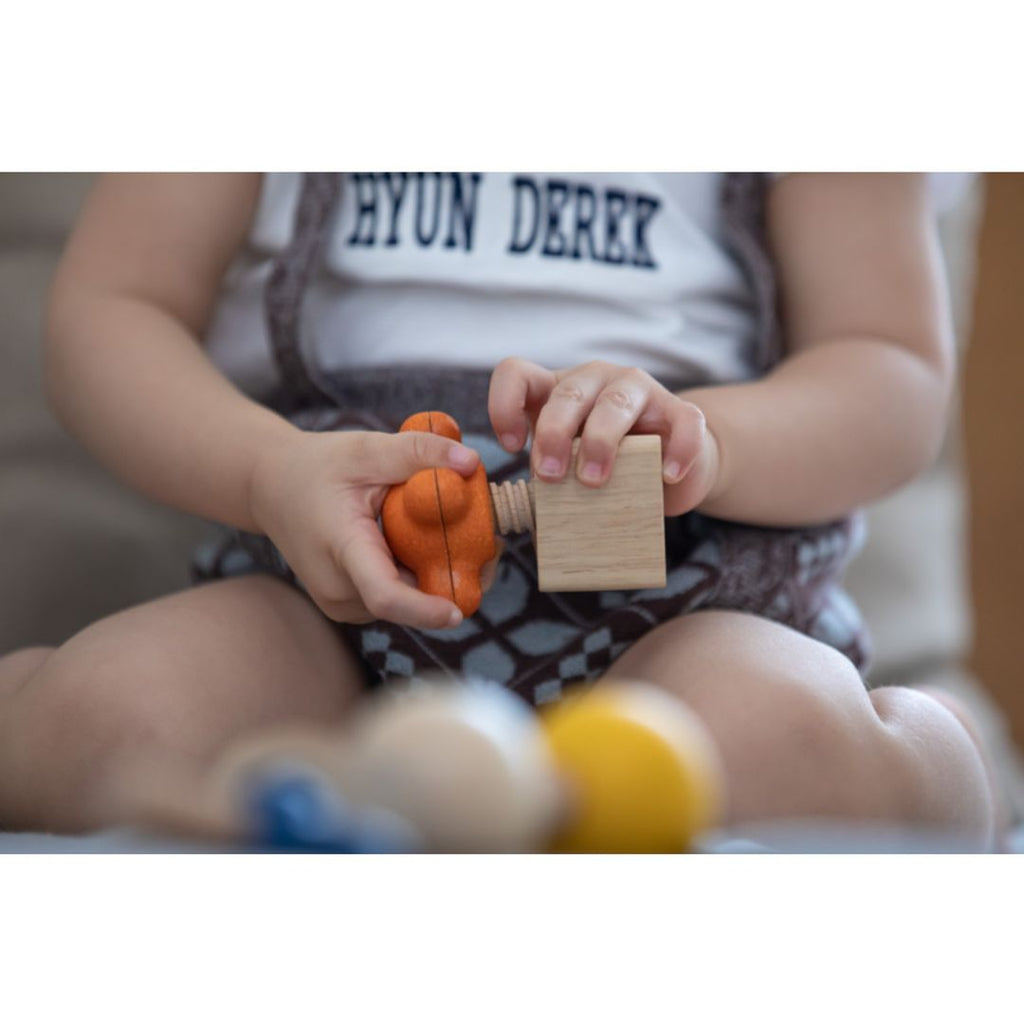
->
<box><xmin>682</xmin><ymin>336</ymin><xmax>952</xmax><ymax>526</ymax></box>
<box><xmin>45</xmin><ymin>290</ymin><xmax>300</xmax><ymax>533</ymax></box>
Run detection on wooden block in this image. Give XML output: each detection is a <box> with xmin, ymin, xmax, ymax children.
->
<box><xmin>345</xmin><ymin>682</ymin><xmax>566</xmax><ymax>852</ymax></box>
<box><xmin>534</xmin><ymin>436</ymin><xmax>666</xmax><ymax>591</ymax></box>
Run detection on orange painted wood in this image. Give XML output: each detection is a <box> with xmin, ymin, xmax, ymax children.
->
<box><xmin>381</xmin><ymin>412</ymin><xmax>496</xmax><ymax>617</ymax></box>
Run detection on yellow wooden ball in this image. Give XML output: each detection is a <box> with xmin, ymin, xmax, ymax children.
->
<box><xmin>541</xmin><ymin>683</ymin><xmax>723</xmax><ymax>853</ymax></box>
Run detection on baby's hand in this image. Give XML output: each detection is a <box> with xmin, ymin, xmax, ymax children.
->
<box><xmin>248</xmin><ymin>429</ymin><xmax>480</xmax><ymax>629</ymax></box>
<box><xmin>488</xmin><ymin>358</ymin><xmax>718</xmax><ymax>516</ymax></box>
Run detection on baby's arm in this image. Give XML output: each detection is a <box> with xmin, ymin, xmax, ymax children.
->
<box><xmin>491</xmin><ymin>174</ymin><xmax>953</xmax><ymax>526</ymax></box>
<box><xmin>47</xmin><ymin>174</ymin><xmax>475</xmax><ymax>629</ymax></box>
<box><xmin>46</xmin><ymin>174</ymin><xmax>289</xmax><ymax>530</ymax></box>
<box><xmin>686</xmin><ymin>172</ymin><xmax>954</xmax><ymax>525</ymax></box>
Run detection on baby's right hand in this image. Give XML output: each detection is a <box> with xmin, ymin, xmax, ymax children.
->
<box><xmin>247</xmin><ymin>428</ymin><xmax>480</xmax><ymax>629</ymax></box>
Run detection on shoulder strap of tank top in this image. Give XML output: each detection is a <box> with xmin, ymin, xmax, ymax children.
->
<box><xmin>264</xmin><ymin>172</ymin><xmax>342</xmax><ymax>412</ymax></box>
<box><xmin>719</xmin><ymin>173</ymin><xmax>783</xmax><ymax>373</ymax></box>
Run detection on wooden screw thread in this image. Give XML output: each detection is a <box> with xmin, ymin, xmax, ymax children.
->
<box><xmin>489</xmin><ymin>480</ymin><xmax>535</xmax><ymax>535</ymax></box>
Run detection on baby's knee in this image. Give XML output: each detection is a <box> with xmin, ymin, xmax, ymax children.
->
<box><xmin>766</xmin><ymin>663</ymin><xmax>995</xmax><ymax>839</ymax></box>
<box><xmin>718</xmin><ymin>640</ymin><xmax>905</xmax><ymax>820</ymax></box>
<box><xmin>11</xmin><ymin>641</ymin><xmax>192</xmax><ymax>769</ymax></box>
<box><xmin>869</xmin><ymin>686</ymin><xmax>996</xmax><ymax>843</ymax></box>
<box><xmin>0</xmin><ymin>642</ymin><xmax>187</xmax><ymax>830</ymax></box>
<box><xmin>728</xmin><ymin>633</ymin><xmax>864</xmax><ymax>746</ymax></box>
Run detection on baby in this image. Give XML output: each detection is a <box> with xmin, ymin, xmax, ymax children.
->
<box><xmin>0</xmin><ymin>172</ymin><xmax>996</xmax><ymax>844</ymax></box>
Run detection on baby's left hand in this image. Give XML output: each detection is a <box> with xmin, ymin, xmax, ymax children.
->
<box><xmin>488</xmin><ymin>358</ymin><xmax>719</xmax><ymax>516</ymax></box>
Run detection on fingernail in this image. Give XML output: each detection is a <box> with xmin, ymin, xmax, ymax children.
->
<box><xmin>581</xmin><ymin>461</ymin><xmax>603</xmax><ymax>483</ymax></box>
<box><xmin>539</xmin><ymin>456</ymin><xmax>562</xmax><ymax>477</ymax></box>
<box><xmin>448</xmin><ymin>445</ymin><xmax>476</xmax><ymax>470</ymax></box>
<box><xmin>448</xmin><ymin>608</ymin><xmax>463</xmax><ymax>627</ymax></box>
<box><xmin>663</xmin><ymin>460</ymin><xmax>682</xmax><ymax>482</ymax></box>
<box><xmin>501</xmin><ymin>433</ymin><xmax>520</xmax><ymax>451</ymax></box>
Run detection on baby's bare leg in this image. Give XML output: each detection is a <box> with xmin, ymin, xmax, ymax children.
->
<box><xmin>607</xmin><ymin>610</ymin><xmax>995</xmax><ymax>844</ymax></box>
<box><xmin>0</xmin><ymin>576</ymin><xmax>365</xmax><ymax>833</ymax></box>
<box><xmin>0</xmin><ymin>647</ymin><xmax>55</xmax><ymax>697</ymax></box>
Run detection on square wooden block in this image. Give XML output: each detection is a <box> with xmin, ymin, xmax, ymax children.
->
<box><xmin>533</xmin><ymin>435</ymin><xmax>666</xmax><ymax>592</ymax></box>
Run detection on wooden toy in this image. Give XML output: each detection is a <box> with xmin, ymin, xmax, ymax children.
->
<box><xmin>532</xmin><ymin>436</ymin><xmax>666</xmax><ymax>592</ymax></box>
<box><xmin>127</xmin><ymin>679</ymin><xmax>721</xmax><ymax>854</ymax></box>
<box><xmin>541</xmin><ymin>683</ymin><xmax>722</xmax><ymax>853</ymax></box>
<box><xmin>381</xmin><ymin>412</ymin><xmax>666</xmax><ymax>616</ymax></box>
<box><xmin>247</xmin><ymin>773</ymin><xmax>421</xmax><ymax>854</ymax></box>
<box><xmin>339</xmin><ymin>681</ymin><xmax>566</xmax><ymax>853</ymax></box>
<box><xmin>382</xmin><ymin>412</ymin><xmax>497</xmax><ymax>617</ymax></box>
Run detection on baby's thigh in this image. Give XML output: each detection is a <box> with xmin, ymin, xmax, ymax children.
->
<box><xmin>607</xmin><ymin>610</ymin><xmax>893</xmax><ymax>822</ymax></box>
<box><xmin>0</xmin><ymin>575</ymin><xmax>363</xmax><ymax>830</ymax></box>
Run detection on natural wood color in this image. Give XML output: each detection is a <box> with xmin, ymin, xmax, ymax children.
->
<box><xmin>962</xmin><ymin>173</ymin><xmax>1024</xmax><ymax>749</ymax></box>
<box><xmin>489</xmin><ymin>479</ymin><xmax>535</xmax><ymax>535</ymax></box>
<box><xmin>533</xmin><ymin>436</ymin><xmax>666</xmax><ymax>592</ymax></box>
<box><xmin>347</xmin><ymin>685</ymin><xmax>564</xmax><ymax>852</ymax></box>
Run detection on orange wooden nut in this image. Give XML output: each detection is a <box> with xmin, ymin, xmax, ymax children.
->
<box><xmin>381</xmin><ymin>412</ymin><xmax>496</xmax><ymax>617</ymax></box>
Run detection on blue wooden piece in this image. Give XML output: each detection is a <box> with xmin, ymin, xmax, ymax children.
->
<box><xmin>247</xmin><ymin>772</ymin><xmax>420</xmax><ymax>854</ymax></box>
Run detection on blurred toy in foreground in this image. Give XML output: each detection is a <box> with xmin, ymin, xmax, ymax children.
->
<box><xmin>382</xmin><ymin>411</ymin><xmax>667</xmax><ymax>616</ymax></box>
<box><xmin>129</xmin><ymin>680</ymin><xmax>723</xmax><ymax>854</ymax></box>
<box><xmin>542</xmin><ymin>684</ymin><xmax>721</xmax><ymax>853</ymax></box>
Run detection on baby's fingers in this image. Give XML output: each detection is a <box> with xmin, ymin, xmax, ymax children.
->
<box><xmin>340</xmin><ymin>520</ymin><xmax>463</xmax><ymax>630</ymax></box>
<box><xmin>351</xmin><ymin>429</ymin><xmax>479</xmax><ymax>486</ymax></box>
<box><xmin>575</xmin><ymin>384</ymin><xmax>706</xmax><ymax>489</ymax></box>
<box><xmin>654</xmin><ymin>399</ymin><xmax>707</xmax><ymax>485</ymax></box>
<box><xmin>488</xmin><ymin>357</ymin><xmax>558</xmax><ymax>453</ymax></box>
<box><xmin>572</xmin><ymin>368</ymin><xmax>655</xmax><ymax>485</ymax></box>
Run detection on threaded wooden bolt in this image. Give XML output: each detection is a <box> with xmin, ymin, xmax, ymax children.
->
<box><xmin>489</xmin><ymin>479</ymin><xmax>535</xmax><ymax>535</ymax></box>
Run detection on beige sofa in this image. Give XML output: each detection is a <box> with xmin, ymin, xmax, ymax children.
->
<box><xmin>2</xmin><ymin>173</ymin><xmax>1021</xmax><ymax>830</ymax></box>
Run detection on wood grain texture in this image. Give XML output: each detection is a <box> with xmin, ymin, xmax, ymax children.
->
<box><xmin>962</xmin><ymin>173</ymin><xmax>1024</xmax><ymax>748</ymax></box>
<box><xmin>534</xmin><ymin>436</ymin><xmax>666</xmax><ymax>591</ymax></box>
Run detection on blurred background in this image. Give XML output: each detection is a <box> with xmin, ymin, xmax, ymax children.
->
<box><xmin>1</xmin><ymin>173</ymin><xmax>1022</xmax><ymax>820</ymax></box>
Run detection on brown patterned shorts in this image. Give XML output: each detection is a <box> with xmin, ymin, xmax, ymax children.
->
<box><xmin>192</xmin><ymin>368</ymin><xmax>871</xmax><ymax>707</ymax></box>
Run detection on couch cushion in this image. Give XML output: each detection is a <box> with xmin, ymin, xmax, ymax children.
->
<box><xmin>0</xmin><ymin>179</ymin><xmax>208</xmax><ymax>651</ymax></box>
<box><xmin>0</xmin><ymin>173</ymin><xmax>93</xmax><ymax>243</ymax></box>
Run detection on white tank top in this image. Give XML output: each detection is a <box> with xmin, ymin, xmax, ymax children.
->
<box><xmin>204</xmin><ymin>172</ymin><xmax>969</xmax><ymax>399</ymax></box>
<box><xmin>205</xmin><ymin>172</ymin><xmax>764</xmax><ymax>398</ymax></box>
